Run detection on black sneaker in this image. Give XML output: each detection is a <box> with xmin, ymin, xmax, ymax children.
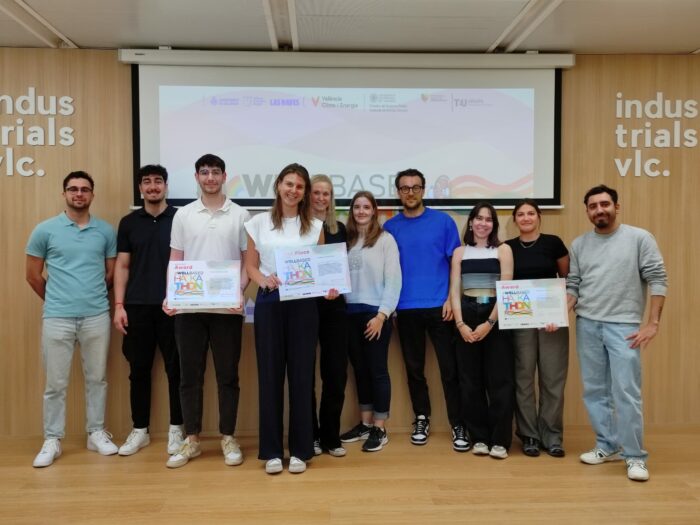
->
<box><xmin>362</xmin><ymin>427</ymin><xmax>388</xmax><ymax>452</ymax></box>
<box><xmin>411</xmin><ymin>415</ymin><xmax>430</xmax><ymax>445</ymax></box>
<box><xmin>340</xmin><ymin>422</ymin><xmax>372</xmax><ymax>443</ymax></box>
<box><xmin>452</xmin><ymin>425</ymin><xmax>471</xmax><ymax>452</ymax></box>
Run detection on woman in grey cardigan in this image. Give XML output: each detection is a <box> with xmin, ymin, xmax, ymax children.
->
<box><xmin>339</xmin><ymin>191</ymin><xmax>401</xmax><ymax>453</ymax></box>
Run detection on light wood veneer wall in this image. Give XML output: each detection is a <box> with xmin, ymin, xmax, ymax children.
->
<box><xmin>1</xmin><ymin>50</ymin><xmax>697</xmax><ymax>438</ymax></box>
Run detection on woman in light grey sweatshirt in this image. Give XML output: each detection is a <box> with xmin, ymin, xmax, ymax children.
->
<box><xmin>339</xmin><ymin>191</ymin><xmax>401</xmax><ymax>453</ymax></box>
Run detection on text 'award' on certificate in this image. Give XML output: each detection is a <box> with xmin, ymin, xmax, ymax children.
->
<box><xmin>496</xmin><ymin>278</ymin><xmax>569</xmax><ymax>330</ymax></box>
<box><xmin>167</xmin><ymin>260</ymin><xmax>241</xmax><ymax>310</ymax></box>
<box><xmin>275</xmin><ymin>243</ymin><xmax>352</xmax><ymax>301</ymax></box>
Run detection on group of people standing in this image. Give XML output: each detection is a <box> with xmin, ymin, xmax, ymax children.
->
<box><xmin>26</xmin><ymin>157</ymin><xmax>666</xmax><ymax>483</ymax></box>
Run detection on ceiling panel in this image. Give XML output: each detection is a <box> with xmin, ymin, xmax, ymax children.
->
<box><xmin>1</xmin><ymin>0</ymin><xmax>699</xmax><ymax>54</ymax></box>
<box><xmin>22</xmin><ymin>0</ymin><xmax>273</xmax><ymax>49</ymax></box>
<box><xmin>519</xmin><ymin>0</ymin><xmax>700</xmax><ymax>53</ymax></box>
<box><xmin>0</xmin><ymin>8</ymin><xmax>50</xmax><ymax>47</ymax></box>
<box><xmin>295</xmin><ymin>0</ymin><xmax>529</xmax><ymax>51</ymax></box>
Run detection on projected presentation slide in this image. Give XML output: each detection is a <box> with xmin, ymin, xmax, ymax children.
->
<box><xmin>157</xmin><ymin>85</ymin><xmax>535</xmax><ymax>204</ymax></box>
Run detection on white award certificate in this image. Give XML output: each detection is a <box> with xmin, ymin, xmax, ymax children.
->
<box><xmin>496</xmin><ymin>278</ymin><xmax>569</xmax><ymax>330</ymax></box>
<box><xmin>274</xmin><ymin>243</ymin><xmax>352</xmax><ymax>301</ymax></box>
<box><xmin>166</xmin><ymin>260</ymin><xmax>241</xmax><ymax>309</ymax></box>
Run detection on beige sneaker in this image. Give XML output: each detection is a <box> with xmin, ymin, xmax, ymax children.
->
<box><xmin>167</xmin><ymin>425</ymin><xmax>185</xmax><ymax>455</ymax></box>
<box><xmin>222</xmin><ymin>435</ymin><xmax>243</xmax><ymax>466</ymax></box>
<box><xmin>166</xmin><ymin>437</ymin><xmax>201</xmax><ymax>468</ymax></box>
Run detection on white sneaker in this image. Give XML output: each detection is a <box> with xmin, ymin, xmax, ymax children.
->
<box><xmin>327</xmin><ymin>446</ymin><xmax>347</xmax><ymax>457</ymax></box>
<box><xmin>626</xmin><ymin>459</ymin><xmax>650</xmax><ymax>481</ymax></box>
<box><xmin>222</xmin><ymin>435</ymin><xmax>243</xmax><ymax>466</ymax></box>
<box><xmin>473</xmin><ymin>442</ymin><xmax>490</xmax><ymax>455</ymax></box>
<box><xmin>33</xmin><ymin>438</ymin><xmax>61</xmax><ymax>467</ymax></box>
<box><xmin>580</xmin><ymin>447</ymin><xmax>621</xmax><ymax>465</ymax></box>
<box><xmin>313</xmin><ymin>439</ymin><xmax>322</xmax><ymax>456</ymax></box>
<box><xmin>288</xmin><ymin>456</ymin><xmax>307</xmax><ymax>474</ymax></box>
<box><xmin>265</xmin><ymin>458</ymin><xmax>283</xmax><ymax>474</ymax></box>
<box><xmin>166</xmin><ymin>437</ymin><xmax>201</xmax><ymax>468</ymax></box>
<box><xmin>167</xmin><ymin>425</ymin><xmax>185</xmax><ymax>455</ymax></box>
<box><xmin>489</xmin><ymin>445</ymin><xmax>508</xmax><ymax>459</ymax></box>
<box><xmin>87</xmin><ymin>430</ymin><xmax>118</xmax><ymax>456</ymax></box>
<box><xmin>118</xmin><ymin>428</ymin><xmax>150</xmax><ymax>456</ymax></box>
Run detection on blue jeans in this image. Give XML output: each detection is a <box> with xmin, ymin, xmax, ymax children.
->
<box><xmin>348</xmin><ymin>311</ymin><xmax>392</xmax><ymax>421</ymax></box>
<box><xmin>41</xmin><ymin>312</ymin><xmax>111</xmax><ymax>439</ymax></box>
<box><xmin>576</xmin><ymin>316</ymin><xmax>647</xmax><ymax>460</ymax></box>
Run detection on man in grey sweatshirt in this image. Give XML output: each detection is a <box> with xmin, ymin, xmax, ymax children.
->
<box><xmin>566</xmin><ymin>185</ymin><xmax>667</xmax><ymax>483</ymax></box>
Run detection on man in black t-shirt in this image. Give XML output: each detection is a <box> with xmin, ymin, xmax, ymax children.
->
<box><xmin>113</xmin><ymin>165</ymin><xmax>184</xmax><ymax>456</ymax></box>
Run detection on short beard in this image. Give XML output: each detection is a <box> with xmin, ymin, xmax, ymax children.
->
<box><xmin>144</xmin><ymin>194</ymin><xmax>165</xmax><ymax>204</ymax></box>
<box><xmin>403</xmin><ymin>199</ymin><xmax>423</xmax><ymax>211</ymax></box>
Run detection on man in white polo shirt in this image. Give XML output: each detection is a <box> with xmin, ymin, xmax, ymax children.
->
<box><xmin>164</xmin><ymin>154</ymin><xmax>250</xmax><ymax>468</ymax></box>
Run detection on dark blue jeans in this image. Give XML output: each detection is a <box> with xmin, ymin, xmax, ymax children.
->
<box><xmin>347</xmin><ymin>311</ymin><xmax>392</xmax><ymax>420</ymax></box>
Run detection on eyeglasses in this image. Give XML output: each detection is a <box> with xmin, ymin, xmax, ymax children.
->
<box><xmin>398</xmin><ymin>185</ymin><xmax>424</xmax><ymax>195</ymax></box>
<box><xmin>65</xmin><ymin>186</ymin><xmax>93</xmax><ymax>194</ymax></box>
<box><xmin>198</xmin><ymin>168</ymin><xmax>223</xmax><ymax>177</ymax></box>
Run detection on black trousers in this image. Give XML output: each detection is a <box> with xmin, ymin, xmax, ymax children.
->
<box><xmin>455</xmin><ymin>298</ymin><xmax>515</xmax><ymax>448</ymax></box>
<box><xmin>174</xmin><ymin>313</ymin><xmax>243</xmax><ymax>436</ymax></box>
<box><xmin>347</xmin><ymin>311</ymin><xmax>392</xmax><ymax>419</ymax></box>
<box><xmin>312</xmin><ymin>297</ymin><xmax>348</xmax><ymax>450</ymax></box>
<box><xmin>122</xmin><ymin>304</ymin><xmax>182</xmax><ymax>428</ymax></box>
<box><xmin>254</xmin><ymin>289</ymin><xmax>318</xmax><ymax>461</ymax></box>
<box><xmin>396</xmin><ymin>307</ymin><xmax>462</xmax><ymax>426</ymax></box>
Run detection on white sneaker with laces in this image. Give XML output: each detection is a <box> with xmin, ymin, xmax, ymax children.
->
<box><xmin>472</xmin><ymin>442</ymin><xmax>490</xmax><ymax>455</ymax></box>
<box><xmin>33</xmin><ymin>438</ymin><xmax>61</xmax><ymax>467</ymax></box>
<box><xmin>166</xmin><ymin>437</ymin><xmax>201</xmax><ymax>468</ymax></box>
<box><xmin>313</xmin><ymin>439</ymin><xmax>322</xmax><ymax>456</ymax></box>
<box><xmin>222</xmin><ymin>435</ymin><xmax>243</xmax><ymax>466</ymax></box>
<box><xmin>626</xmin><ymin>459</ymin><xmax>650</xmax><ymax>481</ymax></box>
<box><xmin>489</xmin><ymin>445</ymin><xmax>508</xmax><ymax>459</ymax></box>
<box><xmin>265</xmin><ymin>458</ymin><xmax>283</xmax><ymax>474</ymax></box>
<box><xmin>289</xmin><ymin>456</ymin><xmax>307</xmax><ymax>474</ymax></box>
<box><xmin>580</xmin><ymin>447</ymin><xmax>621</xmax><ymax>465</ymax></box>
<box><xmin>87</xmin><ymin>430</ymin><xmax>118</xmax><ymax>456</ymax></box>
<box><xmin>118</xmin><ymin>428</ymin><xmax>150</xmax><ymax>456</ymax></box>
<box><xmin>167</xmin><ymin>425</ymin><xmax>184</xmax><ymax>455</ymax></box>
<box><xmin>327</xmin><ymin>447</ymin><xmax>347</xmax><ymax>457</ymax></box>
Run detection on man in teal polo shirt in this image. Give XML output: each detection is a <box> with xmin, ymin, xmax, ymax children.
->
<box><xmin>26</xmin><ymin>171</ymin><xmax>118</xmax><ymax>467</ymax></box>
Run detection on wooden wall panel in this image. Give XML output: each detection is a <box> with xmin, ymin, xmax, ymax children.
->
<box><xmin>1</xmin><ymin>50</ymin><xmax>698</xmax><ymax>440</ymax></box>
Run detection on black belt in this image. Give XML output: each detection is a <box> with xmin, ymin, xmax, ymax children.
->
<box><xmin>463</xmin><ymin>295</ymin><xmax>496</xmax><ymax>304</ymax></box>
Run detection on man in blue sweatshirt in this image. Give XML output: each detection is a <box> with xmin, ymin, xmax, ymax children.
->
<box><xmin>567</xmin><ymin>184</ymin><xmax>667</xmax><ymax>482</ymax></box>
<box><xmin>384</xmin><ymin>169</ymin><xmax>467</xmax><ymax>452</ymax></box>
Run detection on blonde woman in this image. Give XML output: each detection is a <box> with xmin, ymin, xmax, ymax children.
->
<box><xmin>309</xmin><ymin>174</ymin><xmax>348</xmax><ymax>457</ymax></box>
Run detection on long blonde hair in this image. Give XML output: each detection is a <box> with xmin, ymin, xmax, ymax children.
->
<box><xmin>311</xmin><ymin>174</ymin><xmax>339</xmax><ymax>234</ymax></box>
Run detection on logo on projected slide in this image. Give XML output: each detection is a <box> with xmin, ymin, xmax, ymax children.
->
<box><xmin>453</xmin><ymin>97</ymin><xmax>489</xmax><ymax>108</ymax></box>
<box><xmin>311</xmin><ymin>97</ymin><xmax>320</xmax><ymax>107</ymax></box>
<box><xmin>209</xmin><ymin>97</ymin><xmax>239</xmax><ymax>106</ymax></box>
<box><xmin>269</xmin><ymin>98</ymin><xmax>300</xmax><ymax>107</ymax></box>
